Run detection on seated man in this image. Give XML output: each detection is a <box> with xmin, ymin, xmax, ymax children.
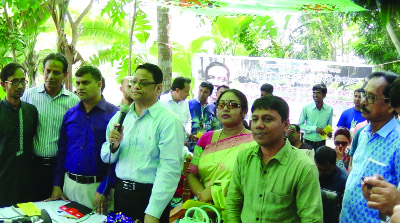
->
<box><xmin>315</xmin><ymin>146</ymin><xmax>348</xmax><ymax>194</ymax></box>
<box><xmin>315</xmin><ymin>146</ymin><xmax>348</xmax><ymax>223</ymax></box>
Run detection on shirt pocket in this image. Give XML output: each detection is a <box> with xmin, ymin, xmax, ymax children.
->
<box><xmin>264</xmin><ymin>192</ymin><xmax>296</xmax><ymax>221</ymax></box>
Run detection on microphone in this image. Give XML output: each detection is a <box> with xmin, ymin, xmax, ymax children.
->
<box><xmin>110</xmin><ymin>105</ymin><xmax>130</xmax><ymax>151</ymax></box>
<box><xmin>41</xmin><ymin>209</ymin><xmax>52</xmax><ymax>223</ymax></box>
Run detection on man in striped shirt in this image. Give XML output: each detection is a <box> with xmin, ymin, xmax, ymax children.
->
<box><xmin>21</xmin><ymin>53</ymin><xmax>79</xmax><ymax>201</ymax></box>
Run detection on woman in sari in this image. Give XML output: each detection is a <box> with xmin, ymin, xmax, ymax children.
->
<box><xmin>187</xmin><ymin>89</ymin><xmax>256</xmax><ymax>209</ymax></box>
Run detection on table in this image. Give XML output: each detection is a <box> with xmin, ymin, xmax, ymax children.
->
<box><xmin>0</xmin><ymin>200</ymin><xmax>106</xmax><ymax>223</ymax></box>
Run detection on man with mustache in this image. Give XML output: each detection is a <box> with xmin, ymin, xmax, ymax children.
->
<box><xmin>357</xmin><ymin>76</ymin><xmax>400</xmax><ymax>222</ymax></box>
<box><xmin>298</xmin><ymin>83</ymin><xmax>333</xmax><ymax>150</ymax></box>
<box><xmin>21</xmin><ymin>53</ymin><xmax>79</xmax><ymax>201</ymax></box>
<box><xmin>341</xmin><ymin>71</ymin><xmax>400</xmax><ymax>223</ymax></box>
<box><xmin>226</xmin><ymin>95</ymin><xmax>323</xmax><ymax>222</ymax></box>
<box><xmin>0</xmin><ymin>63</ymin><xmax>38</xmax><ymax>207</ymax></box>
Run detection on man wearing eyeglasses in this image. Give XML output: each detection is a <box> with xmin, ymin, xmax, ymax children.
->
<box><xmin>101</xmin><ymin>63</ymin><xmax>184</xmax><ymax>223</ymax></box>
<box><xmin>21</xmin><ymin>53</ymin><xmax>79</xmax><ymax>201</ymax></box>
<box><xmin>0</xmin><ymin>63</ymin><xmax>38</xmax><ymax>207</ymax></box>
<box><xmin>341</xmin><ymin>71</ymin><xmax>400</xmax><ymax>223</ymax></box>
<box><xmin>298</xmin><ymin>83</ymin><xmax>333</xmax><ymax>150</ymax></box>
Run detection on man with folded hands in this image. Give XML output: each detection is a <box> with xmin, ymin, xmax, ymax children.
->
<box><xmin>48</xmin><ymin>65</ymin><xmax>118</xmax><ymax>214</ymax></box>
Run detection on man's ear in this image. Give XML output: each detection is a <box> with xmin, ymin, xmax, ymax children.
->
<box><xmin>156</xmin><ymin>84</ymin><xmax>163</xmax><ymax>94</ymax></box>
<box><xmin>388</xmin><ymin>106</ymin><xmax>395</xmax><ymax>115</ymax></box>
<box><xmin>283</xmin><ymin>119</ymin><xmax>290</xmax><ymax>132</ymax></box>
<box><xmin>98</xmin><ymin>81</ymin><xmax>103</xmax><ymax>90</ymax></box>
<box><xmin>1</xmin><ymin>81</ymin><xmax>6</xmax><ymax>91</ymax></box>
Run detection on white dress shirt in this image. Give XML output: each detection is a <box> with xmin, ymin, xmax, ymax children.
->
<box><xmin>159</xmin><ymin>92</ymin><xmax>191</xmax><ymax>134</ymax></box>
<box><xmin>101</xmin><ymin>101</ymin><xmax>184</xmax><ymax>219</ymax></box>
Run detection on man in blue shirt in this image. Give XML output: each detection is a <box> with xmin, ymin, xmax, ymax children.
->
<box><xmin>337</xmin><ymin>88</ymin><xmax>366</xmax><ymax>130</ymax></box>
<box><xmin>341</xmin><ymin>71</ymin><xmax>400</xmax><ymax>223</ymax></box>
<box><xmin>49</xmin><ymin>66</ymin><xmax>118</xmax><ymax>214</ymax></box>
<box><xmin>359</xmin><ymin>76</ymin><xmax>400</xmax><ymax>220</ymax></box>
<box><xmin>101</xmin><ymin>63</ymin><xmax>184</xmax><ymax>223</ymax></box>
<box><xmin>298</xmin><ymin>83</ymin><xmax>333</xmax><ymax>150</ymax></box>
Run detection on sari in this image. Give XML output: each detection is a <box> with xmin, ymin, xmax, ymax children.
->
<box><xmin>188</xmin><ymin>130</ymin><xmax>257</xmax><ymax>208</ymax></box>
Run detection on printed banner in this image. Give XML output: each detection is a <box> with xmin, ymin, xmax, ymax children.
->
<box><xmin>192</xmin><ymin>54</ymin><xmax>373</xmax><ymax>127</ymax></box>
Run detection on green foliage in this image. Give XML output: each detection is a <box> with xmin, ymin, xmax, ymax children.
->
<box><xmin>83</xmin><ymin>7</ymin><xmax>152</xmax><ymax>82</ymax></box>
<box><xmin>101</xmin><ymin>0</ymin><xmax>130</xmax><ymax>26</ymax></box>
<box><xmin>211</xmin><ymin>16</ymin><xmax>252</xmax><ymax>55</ymax></box>
<box><xmin>238</xmin><ymin>15</ymin><xmax>283</xmax><ymax>57</ymax></box>
<box><xmin>0</xmin><ymin>87</ymin><xmax>4</xmax><ymax>100</ymax></box>
<box><xmin>0</xmin><ymin>0</ymin><xmax>50</xmax><ymax>85</ymax></box>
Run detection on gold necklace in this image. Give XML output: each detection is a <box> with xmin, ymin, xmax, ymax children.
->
<box><xmin>212</xmin><ymin>127</ymin><xmax>245</xmax><ymax>164</ymax></box>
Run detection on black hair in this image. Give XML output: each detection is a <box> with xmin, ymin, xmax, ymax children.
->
<box><xmin>315</xmin><ymin>146</ymin><xmax>336</xmax><ymax>166</ymax></box>
<box><xmin>260</xmin><ymin>83</ymin><xmax>273</xmax><ymax>94</ymax></box>
<box><xmin>101</xmin><ymin>76</ymin><xmax>105</xmax><ymax>93</ymax></box>
<box><xmin>291</xmin><ymin>124</ymin><xmax>300</xmax><ymax>132</ymax></box>
<box><xmin>216</xmin><ymin>89</ymin><xmax>248</xmax><ymax>115</ymax></box>
<box><xmin>171</xmin><ymin>77</ymin><xmax>191</xmax><ymax>91</ymax></box>
<box><xmin>369</xmin><ymin>71</ymin><xmax>398</xmax><ymax>103</ymax></box>
<box><xmin>217</xmin><ymin>85</ymin><xmax>229</xmax><ymax>92</ymax></box>
<box><xmin>135</xmin><ymin>63</ymin><xmax>163</xmax><ymax>85</ymax></box>
<box><xmin>312</xmin><ymin>83</ymin><xmax>327</xmax><ymax>95</ymax></box>
<box><xmin>43</xmin><ymin>53</ymin><xmax>68</xmax><ymax>73</ymax></box>
<box><xmin>75</xmin><ymin>65</ymin><xmax>103</xmax><ymax>82</ymax></box>
<box><xmin>1</xmin><ymin>63</ymin><xmax>26</xmax><ymax>82</ymax></box>
<box><xmin>205</xmin><ymin>62</ymin><xmax>230</xmax><ymax>83</ymax></box>
<box><xmin>390</xmin><ymin>77</ymin><xmax>400</xmax><ymax>108</ymax></box>
<box><xmin>200</xmin><ymin>81</ymin><xmax>214</xmax><ymax>95</ymax></box>
<box><xmin>354</xmin><ymin>88</ymin><xmax>364</xmax><ymax>93</ymax></box>
<box><xmin>251</xmin><ymin>95</ymin><xmax>289</xmax><ymax>122</ymax></box>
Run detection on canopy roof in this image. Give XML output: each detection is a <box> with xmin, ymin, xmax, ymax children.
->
<box><xmin>151</xmin><ymin>0</ymin><xmax>366</xmax><ymax>15</ymax></box>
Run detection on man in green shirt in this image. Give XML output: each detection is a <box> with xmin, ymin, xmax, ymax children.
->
<box><xmin>226</xmin><ymin>95</ymin><xmax>323</xmax><ymax>223</ymax></box>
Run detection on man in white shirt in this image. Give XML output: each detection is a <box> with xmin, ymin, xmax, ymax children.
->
<box><xmin>159</xmin><ymin>77</ymin><xmax>191</xmax><ymax>134</ymax></box>
<box><xmin>101</xmin><ymin>63</ymin><xmax>184</xmax><ymax>223</ymax></box>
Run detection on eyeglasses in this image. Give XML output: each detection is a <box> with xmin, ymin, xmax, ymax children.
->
<box><xmin>217</xmin><ymin>102</ymin><xmax>241</xmax><ymax>110</ymax></box>
<box><xmin>361</xmin><ymin>92</ymin><xmax>389</xmax><ymax>104</ymax></box>
<box><xmin>129</xmin><ymin>80</ymin><xmax>156</xmax><ymax>88</ymax></box>
<box><xmin>334</xmin><ymin>141</ymin><xmax>349</xmax><ymax>147</ymax></box>
<box><xmin>5</xmin><ymin>79</ymin><xmax>28</xmax><ymax>86</ymax></box>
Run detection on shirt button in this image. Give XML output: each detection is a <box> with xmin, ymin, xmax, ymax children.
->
<box><xmin>263</xmin><ymin>171</ymin><xmax>267</xmax><ymax>174</ymax></box>
<box><xmin>256</xmin><ymin>217</ymin><xmax>260</xmax><ymax>221</ymax></box>
<box><xmin>259</xmin><ymin>194</ymin><xmax>262</xmax><ymax>197</ymax></box>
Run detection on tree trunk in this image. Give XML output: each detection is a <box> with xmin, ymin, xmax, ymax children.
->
<box><xmin>386</xmin><ymin>21</ymin><xmax>400</xmax><ymax>56</ymax></box>
<box><xmin>157</xmin><ymin>6</ymin><xmax>172</xmax><ymax>93</ymax></box>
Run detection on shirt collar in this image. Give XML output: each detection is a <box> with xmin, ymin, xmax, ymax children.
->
<box><xmin>130</xmin><ymin>101</ymin><xmax>162</xmax><ymax>119</ymax></box>
<box><xmin>1</xmin><ymin>99</ymin><xmax>21</xmax><ymax>110</ymax></box>
<box><xmin>78</xmin><ymin>96</ymin><xmax>107</xmax><ymax>112</ymax></box>
<box><xmin>364</xmin><ymin>117</ymin><xmax>399</xmax><ymax>138</ymax></box>
<box><xmin>312</xmin><ymin>102</ymin><xmax>326</xmax><ymax>110</ymax></box>
<box><xmin>252</xmin><ymin>139</ymin><xmax>291</xmax><ymax>166</ymax></box>
<box><xmin>38</xmin><ymin>84</ymin><xmax>71</xmax><ymax>97</ymax></box>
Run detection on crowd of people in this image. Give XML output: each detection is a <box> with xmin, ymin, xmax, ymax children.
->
<box><xmin>1</xmin><ymin>53</ymin><xmax>400</xmax><ymax>223</ymax></box>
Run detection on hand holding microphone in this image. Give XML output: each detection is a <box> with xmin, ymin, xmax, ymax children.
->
<box><xmin>110</xmin><ymin>105</ymin><xmax>129</xmax><ymax>153</ymax></box>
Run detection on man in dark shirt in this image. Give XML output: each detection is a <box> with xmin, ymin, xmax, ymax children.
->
<box><xmin>48</xmin><ymin>66</ymin><xmax>118</xmax><ymax>213</ymax></box>
<box><xmin>315</xmin><ymin>146</ymin><xmax>348</xmax><ymax>223</ymax></box>
<box><xmin>0</xmin><ymin>63</ymin><xmax>38</xmax><ymax>207</ymax></box>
